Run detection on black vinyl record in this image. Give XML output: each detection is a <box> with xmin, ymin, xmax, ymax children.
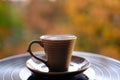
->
<box><xmin>0</xmin><ymin>51</ymin><xmax>120</xmax><ymax>80</ymax></box>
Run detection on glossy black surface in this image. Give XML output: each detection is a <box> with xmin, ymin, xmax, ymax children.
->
<box><xmin>27</xmin><ymin>73</ymin><xmax>88</xmax><ymax>80</ymax></box>
<box><xmin>0</xmin><ymin>51</ymin><xmax>120</xmax><ymax>80</ymax></box>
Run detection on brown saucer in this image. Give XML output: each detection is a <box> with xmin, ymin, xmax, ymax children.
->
<box><xmin>26</xmin><ymin>55</ymin><xmax>91</xmax><ymax>78</ymax></box>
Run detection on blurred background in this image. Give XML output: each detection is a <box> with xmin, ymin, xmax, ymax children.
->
<box><xmin>0</xmin><ymin>0</ymin><xmax>120</xmax><ymax>60</ymax></box>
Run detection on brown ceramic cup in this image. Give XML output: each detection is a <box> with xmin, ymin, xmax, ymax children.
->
<box><xmin>27</xmin><ymin>34</ymin><xmax>77</xmax><ymax>72</ymax></box>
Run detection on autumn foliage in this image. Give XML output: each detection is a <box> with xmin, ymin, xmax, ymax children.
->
<box><xmin>0</xmin><ymin>0</ymin><xmax>120</xmax><ymax>60</ymax></box>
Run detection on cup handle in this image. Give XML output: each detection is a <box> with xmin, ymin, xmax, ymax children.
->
<box><xmin>27</xmin><ymin>41</ymin><xmax>48</xmax><ymax>67</ymax></box>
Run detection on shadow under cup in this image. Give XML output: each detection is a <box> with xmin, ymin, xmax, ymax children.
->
<box><xmin>28</xmin><ymin>34</ymin><xmax>77</xmax><ymax>72</ymax></box>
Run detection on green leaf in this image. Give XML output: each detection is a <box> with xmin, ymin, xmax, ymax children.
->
<box><xmin>0</xmin><ymin>2</ymin><xmax>12</xmax><ymax>28</ymax></box>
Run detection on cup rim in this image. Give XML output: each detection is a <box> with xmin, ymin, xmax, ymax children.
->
<box><xmin>40</xmin><ymin>34</ymin><xmax>77</xmax><ymax>40</ymax></box>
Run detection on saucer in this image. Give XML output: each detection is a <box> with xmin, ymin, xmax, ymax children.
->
<box><xmin>26</xmin><ymin>55</ymin><xmax>91</xmax><ymax>78</ymax></box>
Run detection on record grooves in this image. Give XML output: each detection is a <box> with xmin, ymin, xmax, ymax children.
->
<box><xmin>0</xmin><ymin>51</ymin><xmax>120</xmax><ymax>80</ymax></box>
